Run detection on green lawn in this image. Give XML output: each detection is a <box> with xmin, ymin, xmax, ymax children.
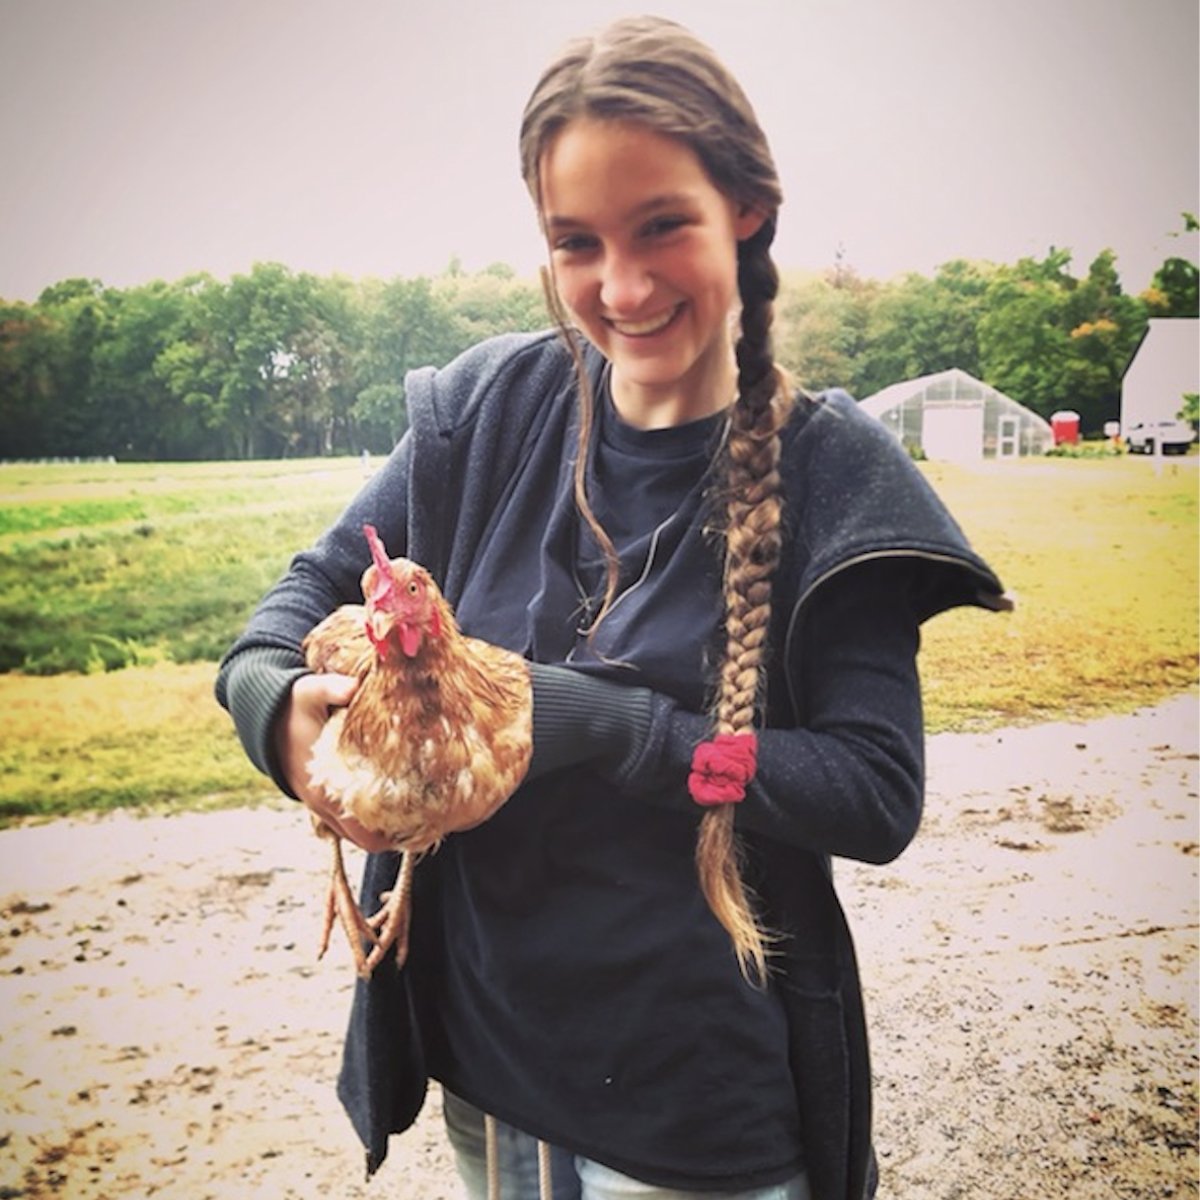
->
<box><xmin>0</xmin><ymin>457</ymin><xmax>371</xmax><ymax>671</ymax></box>
<box><xmin>0</xmin><ymin>454</ymin><xmax>1195</xmax><ymax>823</ymax></box>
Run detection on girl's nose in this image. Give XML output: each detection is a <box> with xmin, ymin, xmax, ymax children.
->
<box><xmin>600</xmin><ymin>251</ymin><xmax>653</xmax><ymax>314</ymax></box>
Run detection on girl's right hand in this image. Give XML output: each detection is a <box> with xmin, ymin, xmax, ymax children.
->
<box><xmin>275</xmin><ymin>672</ymin><xmax>395</xmax><ymax>853</ymax></box>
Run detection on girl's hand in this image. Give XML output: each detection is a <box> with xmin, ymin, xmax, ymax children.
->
<box><xmin>275</xmin><ymin>672</ymin><xmax>395</xmax><ymax>853</ymax></box>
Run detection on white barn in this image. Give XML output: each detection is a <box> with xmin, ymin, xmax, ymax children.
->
<box><xmin>858</xmin><ymin>368</ymin><xmax>1052</xmax><ymax>462</ymax></box>
<box><xmin>1121</xmin><ymin>318</ymin><xmax>1199</xmax><ymax>432</ymax></box>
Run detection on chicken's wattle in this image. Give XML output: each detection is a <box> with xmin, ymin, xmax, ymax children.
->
<box><xmin>398</xmin><ymin>623</ymin><xmax>422</xmax><ymax>657</ymax></box>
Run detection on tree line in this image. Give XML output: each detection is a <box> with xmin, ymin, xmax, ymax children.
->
<box><xmin>2</xmin><ymin>230</ymin><xmax>1196</xmax><ymax>460</ymax></box>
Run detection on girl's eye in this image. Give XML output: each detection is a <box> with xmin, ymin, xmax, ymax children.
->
<box><xmin>642</xmin><ymin>215</ymin><xmax>687</xmax><ymax>239</ymax></box>
<box><xmin>552</xmin><ymin>233</ymin><xmax>598</xmax><ymax>255</ymax></box>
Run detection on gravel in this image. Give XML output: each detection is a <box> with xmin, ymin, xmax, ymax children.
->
<box><xmin>1</xmin><ymin>693</ymin><xmax>1195</xmax><ymax>1199</ymax></box>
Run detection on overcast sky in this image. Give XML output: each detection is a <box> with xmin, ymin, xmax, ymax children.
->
<box><xmin>2</xmin><ymin>0</ymin><xmax>1196</xmax><ymax>302</ymax></box>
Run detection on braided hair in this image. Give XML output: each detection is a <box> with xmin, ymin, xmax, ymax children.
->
<box><xmin>520</xmin><ymin>16</ymin><xmax>793</xmax><ymax>984</ymax></box>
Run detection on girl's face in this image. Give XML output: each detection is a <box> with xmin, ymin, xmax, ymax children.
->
<box><xmin>538</xmin><ymin>118</ymin><xmax>764</xmax><ymax>429</ymax></box>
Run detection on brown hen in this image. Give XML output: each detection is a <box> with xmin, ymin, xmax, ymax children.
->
<box><xmin>302</xmin><ymin>524</ymin><xmax>532</xmax><ymax>978</ymax></box>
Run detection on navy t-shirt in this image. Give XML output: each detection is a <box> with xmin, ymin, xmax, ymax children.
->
<box><xmin>415</xmin><ymin>386</ymin><xmax>804</xmax><ymax>1190</ymax></box>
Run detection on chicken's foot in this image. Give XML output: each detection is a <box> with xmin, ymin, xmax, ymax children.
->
<box><xmin>315</xmin><ymin>820</ymin><xmax>379</xmax><ymax>979</ymax></box>
<box><xmin>363</xmin><ymin>849</ymin><xmax>415</xmax><ymax>974</ymax></box>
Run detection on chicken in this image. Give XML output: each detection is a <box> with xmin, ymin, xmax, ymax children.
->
<box><xmin>302</xmin><ymin>524</ymin><xmax>532</xmax><ymax>978</ymax></box>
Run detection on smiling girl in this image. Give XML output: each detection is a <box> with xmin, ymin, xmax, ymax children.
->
<box><xmin>218</xmin><ymin>16</ymin><xmax>1007</xmax><ymax>1200</ymax></box>
<box><xmin>538</xmin><ymin>117</ymin><xmax>762</xmax><ymax>427</ymax></box>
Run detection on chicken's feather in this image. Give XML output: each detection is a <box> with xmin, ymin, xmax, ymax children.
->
<box><xmin>303</xmin><ymin>605</ymin><xmax>373</xmax><ymax>678</ymax></box>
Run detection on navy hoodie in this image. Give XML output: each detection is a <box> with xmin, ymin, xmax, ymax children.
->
<box><xmin>216</xmin><ymin>330</ymin><xmax>1007</xmax><ymax>1199</ymax></box>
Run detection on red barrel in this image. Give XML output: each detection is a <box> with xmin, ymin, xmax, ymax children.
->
<box><xmin>1051</xmin><ymin>410</ymin><xmax>1080</xmax><ymax>445</ymax></box>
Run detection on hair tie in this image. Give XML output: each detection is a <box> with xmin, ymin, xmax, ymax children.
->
<box><xmin>688</xmin><ymin>732</ymin><xmax>758</xmax><ymax>805</ymax></box>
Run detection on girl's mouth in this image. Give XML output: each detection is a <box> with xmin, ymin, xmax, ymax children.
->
<box><xmin>608</xmin><ymin>303</ymin><xmax>684</xmax><ymax>337</ymax></box>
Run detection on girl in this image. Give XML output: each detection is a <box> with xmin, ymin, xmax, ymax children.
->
<box><xmin>217</xmin><ymin>16</ymin><xmax>1007</xmax><ymax>1200</ymax></box>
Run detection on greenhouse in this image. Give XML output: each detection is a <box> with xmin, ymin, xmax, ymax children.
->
<box><xmin>858</xmin><ymin>368</ymin><xmax>1053</xmax><ymax>461</ymax></box>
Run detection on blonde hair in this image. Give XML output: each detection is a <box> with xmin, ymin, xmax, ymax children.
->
<box><xmin>521</xmin><ymin>16</ymin><xmax>793</xmax><ymax>984</ymax></box>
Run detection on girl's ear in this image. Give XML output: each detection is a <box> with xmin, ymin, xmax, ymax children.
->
<box><xmin>733</xmin><ymin>204</ymin><xmax>767</xmax><ymax>243</ymax></box>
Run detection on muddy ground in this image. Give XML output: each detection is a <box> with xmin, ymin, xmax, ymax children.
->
<box><xmin>1</xmin><ymin>693</ymin><xmax>1196</xmax><ymax>1199</ymax></box>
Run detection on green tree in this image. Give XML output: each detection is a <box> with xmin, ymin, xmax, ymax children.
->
<box><xmin>21</xmin><ymin>279</ymin><xmax>113</xmax><ymax>455</ymax></box>
<box><xmin>977</xmin><ymin>250</ymin><xmax>1076</xmax><ymax>418</ymax></box>
<box><xmin>89</xmin><ymin>279</ymin><xmax>218</xmax><ymax>459</ymax></box>
<box><xmin>976</xmin><ymin>248</ymin><xmax>1148</xmax><ymax>432</ymax></box>
<box><xmin>154</xmin><ymin>274</ymin><xmax>245</xmax><ymax>458</ymax></box>
<box><xmin>1142</xmin><ymin>212</ymin><xmax>1199</xmax><ymax>317</ymax></box>
<box><xmin>852</xmin><ymin>259</ymin><xmax>994</xmax><ymax>397</ymax></box>
<box><xmin>350</xmin><ymin>275</ymin><xmax>453</xmax><ymax>450</ymax></box>
<box><xmin>155</xmin><ymin>263</ymin><xmax>338</xmax><ymax>459</ymax></box>
<box><xmin>776</xmin><ymin>265</ymin><xmax>878</xmax><ymax>395</ymax></box>
<box><xmin>433</xmin><ymin>264</ymin><xmax>546</xmax><ymax>346</ymax></box>
<box><xmin>1060</xmin><ymin>249</ymin><xmax>1148</xmax><ymax>431</ymax></box>
<box><xmin>260</xmin><ymin>271</ymin><xmax>361</xmax><ymax>457</ymax></box>
<box><xmin>0</xmin><ymin>302</ymin><xmax>61</xmax><ymax>457</ymax></box>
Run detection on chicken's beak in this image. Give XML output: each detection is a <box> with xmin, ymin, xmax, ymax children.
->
<box><xmin>365</xmin><ymin>609</ymin><xmax>391</xmax><ymax>654</ymax></box>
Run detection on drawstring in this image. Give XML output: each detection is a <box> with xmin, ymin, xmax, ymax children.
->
<box><xmin>538</xmin><ymin>1138</ymin><xmax>553</xmax><ymax>1198</ymax></box>
<box><xmin>485</xmin><ymin>1113</ymin><xmax>498</xmax><ymax>1200</ymax></box>
<box><xmin>483</xmin><ymin>1112</ymin><xmax>553</xmax><ymax>1200</ymax></box>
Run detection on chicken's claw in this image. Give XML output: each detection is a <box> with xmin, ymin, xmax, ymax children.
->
<box><xmin>315</xmin><ymin>820</ymin><xmax>380</xmax><ymax>979</ymax></box>
<box><xmin>361</xmin><ymin>851</ymin><xmax>415</xmax><ymax>974</ymax></box>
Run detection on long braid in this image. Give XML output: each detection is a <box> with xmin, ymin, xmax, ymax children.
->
<box><xmin>696</xmin><ymin>220</ymin><xmax>792</xmax><ymax>985</ymax></box>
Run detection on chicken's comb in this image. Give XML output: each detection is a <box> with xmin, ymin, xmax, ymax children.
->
<box><xmin>363</xmin><ymin>524</ymin><xmax>396</xmax><ymax>605</ymax></box>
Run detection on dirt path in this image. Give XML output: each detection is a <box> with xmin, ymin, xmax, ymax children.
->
<box><xmin>1</xmin><ymin>694</ymin><xmax>1196</xmax><ymax>1199</ymax></box>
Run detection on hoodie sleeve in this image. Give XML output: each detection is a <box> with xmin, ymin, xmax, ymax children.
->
<box><xmin>730</xmin><ymin>559</ymin><xmax>925</xmax><ymax>864</ymax></box>
<box><xmin>524</xmin><ymin>559</ymin><xmax>925</xmax><ymax>866</ymax></box>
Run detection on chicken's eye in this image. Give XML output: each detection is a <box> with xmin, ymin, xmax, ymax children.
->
<box><xmin>407</xmin><ymin>581</ymin><xmax>419</xmax><ymax>596</ymax></box>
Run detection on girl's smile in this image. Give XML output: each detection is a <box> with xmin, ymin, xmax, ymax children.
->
<box><xmin>606</xmin><ymin>303</ymin><xmax>684</xmax><ymax>339</ymax></box>
<box><xmin>538</xmin><ymin>118</ymin><xmax>764</xmax><ymax>429</ymax></box>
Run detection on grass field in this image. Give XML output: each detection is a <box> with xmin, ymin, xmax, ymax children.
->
<box><xmin>0</xmin><ymin>458</ymin><xmax>374</xmax><ymax>672</ymax></box>
<box><xmin>0</xmin><ymin>453</ymin><xmax>1196</xmax><ymax>823</ymax></box>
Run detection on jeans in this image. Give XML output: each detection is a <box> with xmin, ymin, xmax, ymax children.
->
<box><xmin>442</xmin><ymin>1089</ymin><xmax>811</xmax><ymax>1200</ymax></box>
